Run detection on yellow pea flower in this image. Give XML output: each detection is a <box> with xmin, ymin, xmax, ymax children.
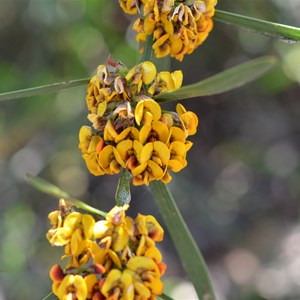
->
<box><xmin>176</xmin><ymin>103</ymin><xmax>199</xmax><ymax>135</ymax></box>
<box><xmin>131</xmin><ymin>141</ymin><xmax>170</xmax><ymax>186</ymax></box>
<box><xmin>56</xmin><ymin>274</ymin><xmax>87</xmax><ymax>300</ymax></box>
<box><xmin>119</xmin><ymin>0</ymin><xmax>139</xmax><ymax>15</ymax></box>
<box><xmin>101</xmin><ymin>269</ymin><xmax>134</xmax><ymax>300</ymax></box>
<box><xmin>126</xmin><ymin>61</ymin><xmax>157</xmax><ymax>92</ymax></box>
<box><xmin>135</xmin><ymin>97</ymin><xmax>162</xmax><ymax>126</ymax></box>
<box><xmin>129</xmin><ymin>0</ymin><xmax>218</xmax><ymax>60</ymax></box>
<box><xmin>79</xmin><ymin>126</ymin><xmax>105</xmax><ymax>176</ymax></box>
<box><xmin>84</xmin><ymin>274</ymin><xmax>103</xmax><ymax>300</ymax></box>
<box><xmin>115</xmin><ymin>139</ymin><xmax>143</xmax><ymax>171</ymax></box>
<box><xmin>127</xmin><ymin>256</ymin><xmax>163</xmax><ymax>296</ymax></box>
<box><xmin>139</xmin><ymin>121</ymin><xmax>170</xmax><ymax>145</ymax></box>
<box><xmin>97</xmin><ymin>145</ymin><xmax>122</xmax><ymax>175</ymax></box>
<box><xmin>94</xmin><ymin>205</ymin><xmax>131</xmax><ymax>253</ymax></box>
<box><xmin>148</xmin><ymin>70</ymin><xmax>183</xmax><ymax>96</ymax></box>
<box><xmin>168</xmin><ymin>141</ymin><xmax>188</xmax><ymax>172</ymax></box>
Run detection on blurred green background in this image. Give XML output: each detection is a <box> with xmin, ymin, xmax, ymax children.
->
<box><xmin>1</xmin><ymin>0</ymin><xmax>300</xmax><ymax>299</ymax></box>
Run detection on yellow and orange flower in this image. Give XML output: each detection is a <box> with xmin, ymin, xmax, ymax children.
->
<box><xmin>48</xmin><ymin>204</ymin><xmax>166</xmax><ymax>299</ymax></box>
<box><xmin>79</xmin><ymin>60</ymin><xmax>197</xmax><ymax>185</ymax></box>
<box><xmin>121</xmin><ymin>0</ymin><xmax>218</xmax><ymax>61</ymax></box>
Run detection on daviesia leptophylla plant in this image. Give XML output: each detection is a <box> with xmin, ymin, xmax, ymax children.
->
<box><xmin>46</xmin><ymin>0</ymin><xmax>217</xmax><ymax>299</ymax></box>
<box><xmin>3</xmin><ymin>0</ymin><xmax>297</xmax><ymax>299</ymax></box>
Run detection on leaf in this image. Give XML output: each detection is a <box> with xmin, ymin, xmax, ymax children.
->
<box><xmin>27</xmin><ymin>174</ymin><xmax>106</xmax><ymax>217</ymax></box>
<box><xmin>115</xmin><ymin>168</ymin><xmax>132</xmax><ymax>206</ymax></box>
<box><xmin>159</xmin><ymin>293</ymin><xmax>175</xmax><ymax>300</ymax></box>
<box><xmin>150</xmin><ymin>181</ymin><xmax>216</xmax><ymax>300</ymax></box>
<box><xmin>42</xmin><ymin>292</ymin><xmax>58</xmax><ymax>300</ymax></box>
<box><xmin>214</xmin><ymin>10</ymin><xmax>300</xmax><ymax>42</ymax></box>
<box><xmin>0</xmin><ymin>78</ymin><xmax>89</xmax><ymax>102</ymax></box>
<box><xmin>140</xmin><ymin>34</ymin><xmax>154</xmax><ymax>63</ymax></box>
<box><xmin>155</xmin><ymin>56</ymin><xmax>276</xmax><ymax>103</ymax></box>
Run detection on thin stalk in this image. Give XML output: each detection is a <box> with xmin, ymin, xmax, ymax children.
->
<box><xmin>150</xmin><ymin>181</ymin><xmax>216</xmax><ymax>300</ymax></box>
<box><xmin>214</xmin><ymin>9</ymin><xmax>300</xmax><ymax>42</ymax></box>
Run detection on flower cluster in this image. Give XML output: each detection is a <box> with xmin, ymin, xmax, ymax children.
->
<box><xmin>79</xmin><ymin>60</ymin><xmax>198</xmax><ymax>185</ymax></box>
<box><xmin>119</xmin><ymin>0</ymin><xmax>218</xmax><ymax>61</ymax></box>
<box><xmin>48</xmin><ymin>200</ymin><xmax>166</xmax><ymax>300</ymax></box>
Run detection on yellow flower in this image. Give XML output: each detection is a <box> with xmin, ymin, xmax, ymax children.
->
<box><xmin>119</xmin><ymin>0</ymin><xmax>139</xmax><ymax>15</ymax></box>
<box><xmin>101</xmin><ymin>269</ymin><xmax>134</xmax><ymax>300</ymax></box>
<box><xmin>50</xmin><ymin>264</ymin><xmax>65</xmax><ymax>297</ymax></box>
<box><xmin>130</xmin><ymin>0</ymin><xmax>218</xmax><ymax>60</ymax></box>
<box><xmin>80</xmin><ymin>59</ymin><xmax>190</xmax><ymax>185</ymax></box>
<box><xmin>115</xmin><ymin>139</ymin><xmax>143</xmax><ymax>171</ymax></box>
<box><xmin>115</xmin><ymin>126</ymin><xmax>139</xmax><ymax>144</ymax></box>
<box><xmin>48</xmin><ymin>204</ymin><xmax>167</xmax><ymax>298</ymax></box>
<box><xmin>176</xmin><ymin>103</ymin><xmax>199</xmax><ymax>135</ymax></box>
<box><xmin>94</xmin><ymin>205</ymin><xmax>131</xmax><ymax>252</ymax></box>
<box><xmin>56</xmin><ymin>274</ymin><xmax>87</xmax><ymax>300</ymax></box>
<box><xmin>84</xmin><ymin>274</ymin><xmax>102</xmax><ymax>299</ymax></box>
<box><xmin>132</xmin><ymin>141</ymin><xmax>170</xmax><ymax>186</ymax></box>
<box><xmin>135</xmin><ymin>96</ymin><xmax>162</xmax><ymax>126</ymax></box>
<box><xmin>168</xmin><ymin>141</ymin><xmax>188</xmax><ymax>172</ymax></box>
<box><xmin>148</xmin><ymin>70</ymin><xmax>183</xmax><ymax>96</ymax></box>
<box><xmin>98</xmin><ymin>144</ymin><xmax>122</xmax><ymax>175</ymax></box>
<box><xmin>125</xmin><ymin>61</ymin><xmax>157</xmax><ymax>92</ymax></box>
<box><xmin>134</xmin><ymin>214</ymin><xmax>165</xmax><ymax>261</ymax></box>
<box><xmin>47</xmin><ymin>211</ymin><xmax>98</xmax><ymax>269</ymax></box>
<box><xmin>86</xmin><ymin>72</ymin><xmax>119</xmax><ymax>114</ymax></box>
<box><xmin>126</xmin><ymin>256</ymin><xmax>164</xmax><ymax>297</ymax></box>
<box><xmin>79</xmin><ymin>126</ymin><xmax>105</xmax><ymax>176</ymax></box>
<box><xmin>139</xmin><ymin>121</ymin><xmax>169</xmax><ymax>145</ymax></box>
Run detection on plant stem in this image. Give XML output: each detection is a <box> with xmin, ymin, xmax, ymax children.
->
<box><xmin>115</xmin><ymin>168</ymin><xmax>132</xmax><ymax>206</ymax></box>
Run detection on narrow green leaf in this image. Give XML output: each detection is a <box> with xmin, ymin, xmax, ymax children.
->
<box><xmin>42</xmin><ymin>292</ymin><xmax>57</xmax><ymax>300</ymax></box>
<box><xmin>214</xmin><ymin>9</ymin><xmax>300</xmax><ymax>42</ymax></box>
<box><xmin>140</xmin><ymin>34</ymin><xmax>153</xmax><ymax>63</ymax></box>
<box><xmin>155</xmin><ymin>56</ymin><xmax>276</xmax><ymax>102</ymax></box>
<box><xmin>27</xmin><ymin>174</ymin><xmax>106</xmax><ymax>217</ymax></box>
<box><xmin>150</xmin><ymin>181</ymin><xmax>216</xmax><ymax>300</ymax></box>
<box><xmin>0</xmin><ymin>78</ymin><xmax>89</xmax><ymax>102</ymax></box>
<box><xmin>159</xmin><ymin>293</ymin><xmax>175</xmax><ymax>300</ymax></box>
<box><xmin>115</xmin><ymin>168</ymin><xmax>132</xmax><ymax>206</ymax></box>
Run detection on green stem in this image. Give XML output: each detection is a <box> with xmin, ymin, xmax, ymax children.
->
<box><xmin>115</xmin><ymin>168</ymin><xmax>132</xmax><ymax>206</ymax></box>
<box><xmin>150</xmin><ymin>181</ymin><xmax>216</xmax><ymax>300</ymax></box>
<box><xmin>0</xmin><ymin>78</ymin><xmax>89</xmax><ymax>102</ymax></box>
<box><xmin>214</xmin><ymin>9</ymin><xmax>300</xmax><ymax>42</ymax></box>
